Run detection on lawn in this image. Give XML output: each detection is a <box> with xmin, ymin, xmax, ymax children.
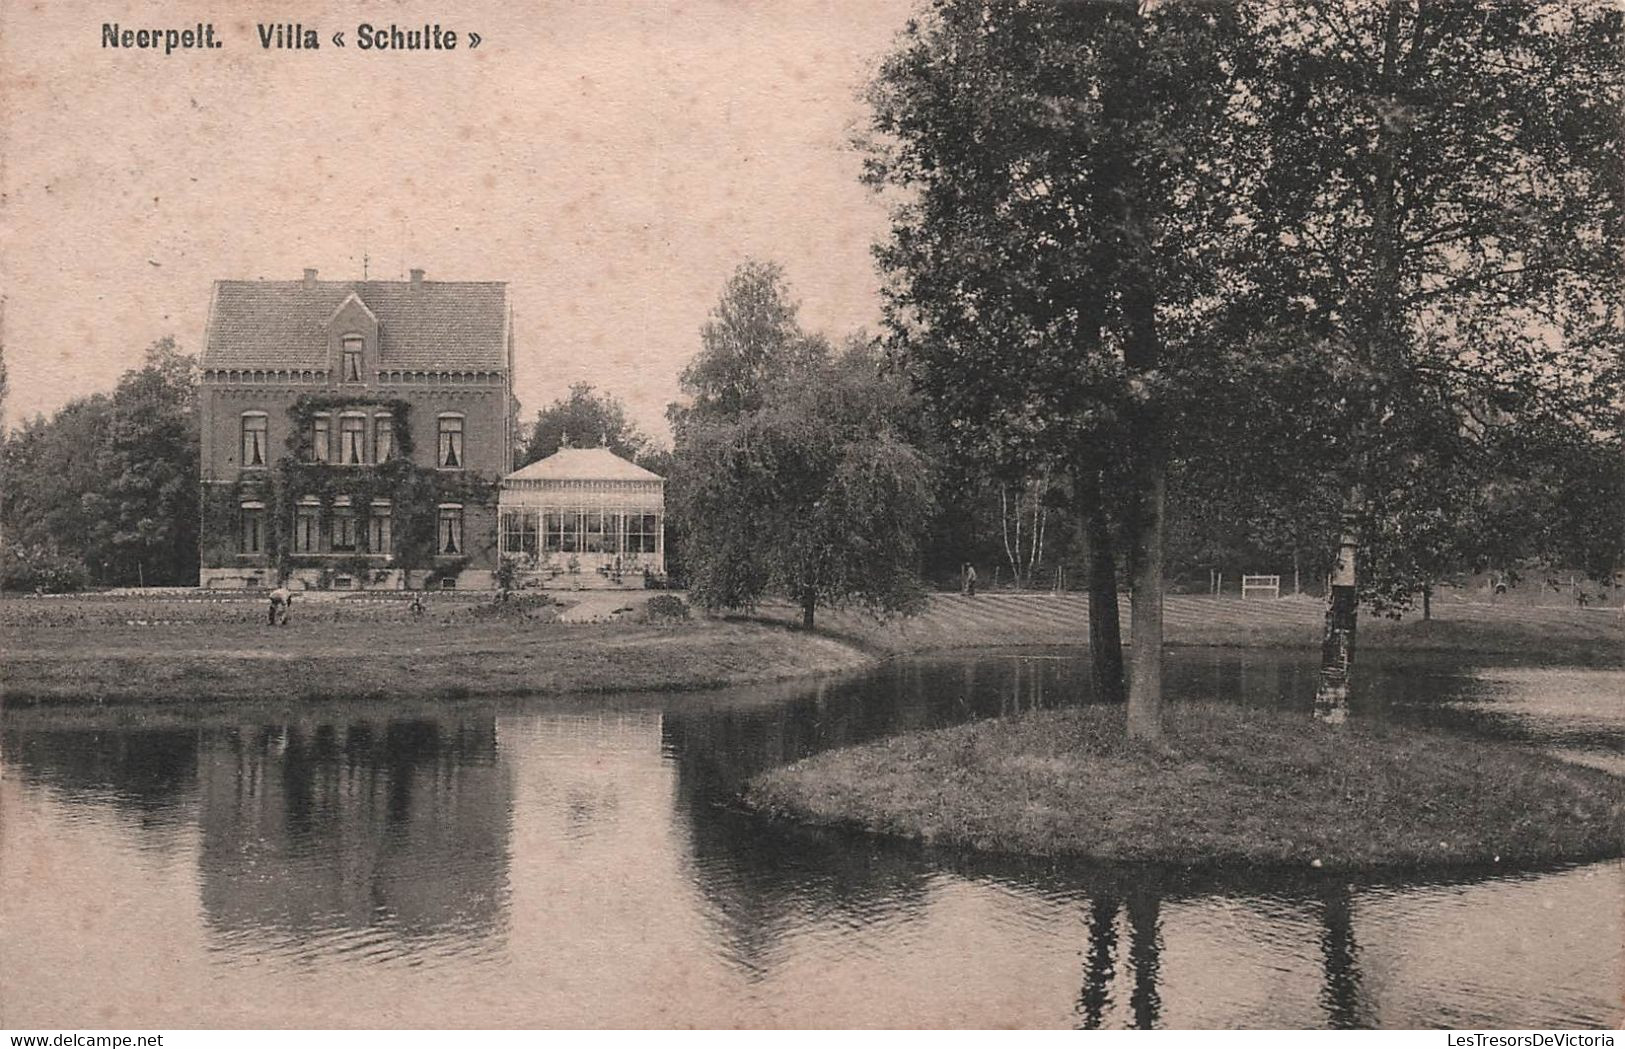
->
<box><xmin>755</xmin><ymin>591</ymin><xmax>1623</xmax><ymax>664</ymax></box>
<box><xmin>3</xmin><ymin>589</ymin><xmax>1617</xmax><ymax>707</ymax></box>
<box><xmin>0</xmin><ymin>592</ymin><xmax>869</xmax><ymax>706</ymax></box>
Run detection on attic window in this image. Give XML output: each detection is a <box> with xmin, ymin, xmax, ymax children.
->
<box><xmin>341</xmin><ymin>335</ymin><xmax>364</xmax><ymax>383</ymax></box>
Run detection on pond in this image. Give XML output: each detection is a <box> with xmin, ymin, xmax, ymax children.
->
<box><xmin>2</xmin><ymin>648</ymin><xmax>1620</xmax><ymax>1029</ymax></box>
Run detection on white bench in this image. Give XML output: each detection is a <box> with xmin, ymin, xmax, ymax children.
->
<box><xmin>1241</xmin><ymin>574</ymin><xmax>1281</xmax><ymax>599</ymax></box>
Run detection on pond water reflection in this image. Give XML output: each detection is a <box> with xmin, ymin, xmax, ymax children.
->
<box><xmin>2</xmin><ymin>648</ymin><xmax>1619</xmax><ymax>1028</ymax></box>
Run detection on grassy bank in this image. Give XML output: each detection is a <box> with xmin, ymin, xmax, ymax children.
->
<box><xmin>744</xmin><ymin>703</ymin><xmax>1625</xmax><ymax>870</ymax></box>
<box><xmin>3</xmin><ymin>590</ymin><xmax>1617</xmax><ymax>707</ymax></box>
<box><xmin>757</xmin><ymin>593</ymin><xmax>1624</xmax><ymax>665</ymax></box>
<box><xmin>0</xmin><ymin>594</ymin><xmax>869</xmax><ymax>706</ymax></box>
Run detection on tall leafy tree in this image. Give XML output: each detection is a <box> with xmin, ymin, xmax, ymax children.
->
<box><xmin>864</xmin><ymin>0</ymin><xmax>1246</xmax><ymax>735</ymax></box>
<box><xmin>85</xmin><ymin>338</ymin><xmax>200</xmax><ymax>585</ymax></box>
<box><xmin>1234</xmin><ymin>0</ymin><xmax>1624</xmax><ymax>718</ymax></box>
<box><xmin>670</xmin><ymin>265</ymin><xmax>935</xmax><ymax>628</ymax></box>
<box><xmin>674</xmin><ymin>343</ymin><xmax>936</xmax><ymax>629</ymax></box>
<box><xmin>518</xmin><ymin>381</ymin><xmax>650</xmax><ymax>468</ymax></box>
<box><xmin>668</xmin><ymin>260</ymin><xmax>828</xmax><ymax>434</ymax></box>
<box><xmin>1</xmin><ymin>338</ymin><xmax>200</xmax><ymax>587</ymax></box>
<box><xmin>1</xmin><ymin>394</ymin><xmax>114</xmax><ymax>585</ymax></box>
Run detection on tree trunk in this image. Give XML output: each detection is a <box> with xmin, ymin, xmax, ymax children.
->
<box><xmin>1317</xmin><ymin>0</ymin><xmax>1407</xmax><ymax>724</ymax></box>
<box><xmin>1120</xmin><ymin>262</ymin><xmax>1166</xmax><ymax>741</ymax></box>
<box><xmin>801</xmin><ymin>588</ymin><xmax>816</xmax><ymax>630</ymax></box>
<box><xmin>1102</xmin><ymin>4</ymin><xmax>1166</xmax><ymax>744</ymax></box>
<box><xmin>1314</xmin><ymin>516</ymin><xmax>1358</xmax><ymax>724</ymax></box>
<box><xmin>1421</xmin><ymin>584</ymin><xmax>1432</xmax><ymax>621</ymax></box>
<box><xmin>1000</xmin><ymin>486</ymin><xmax>1021</xmax><ymax>589</ymax></box>
<box><xmin>1125</xmin><ymin>452</ymin><xmax>1166</xmax><ymax>742</ymax></box>
<box><xmin>1081</xmin><ymin>473</ymin><xmax>1125</xmax><ymax>705</ymax></box>
<box><xmin>1028</xmin><ymin>473</ymin><xmax>1048</xmax><ymax>583</ymax></box>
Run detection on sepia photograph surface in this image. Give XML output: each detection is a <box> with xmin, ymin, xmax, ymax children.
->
<box><xmin>2</xmin><ymin>0</ymin><xmax>1621</xmax><ymax>1033</ymax></box>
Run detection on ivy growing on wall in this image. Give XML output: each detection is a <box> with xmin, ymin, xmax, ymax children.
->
<box><xmin>201</xmin><ymin>394</ymin><xmax>498</xmax><ymax>583</ymax></box>
<box><xmin>272</xmin><ymin>458</ymin><xmax>497</xmax><ymax>572</ymax></box>
<box><xmin>283</xmin><ymin>393</ymin><xmax>416</xmax><ymax>462</ymax></box>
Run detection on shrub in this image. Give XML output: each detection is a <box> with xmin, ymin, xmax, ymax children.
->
<box><xmin>2</xmin><ymin>544</ymin><xmax>91</xmax><ymax>593</ymax></box>
<box><xmin>494</xmin><ymin>553</ymin><xmax>535</xmax><ymax>592</ymax></box>
<box><xmin>642</xmin><ymin>594</ymin><xmax>690</xmax><ymax>622</ymax></box>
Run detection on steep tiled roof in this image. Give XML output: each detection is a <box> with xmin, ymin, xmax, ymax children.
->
<box><xmin>203</xmin><ymin>280</ymin><xmax>508</xmax><ymax>370</ymax></box>
<box><xmin>505</xmin><ymin>448</ymin><xmax>664</xmax><ymax>483</ymax></box>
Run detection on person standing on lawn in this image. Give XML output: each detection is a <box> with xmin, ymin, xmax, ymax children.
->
<box><xmin>268</xmin><ymin>585</ymin><xmax>293</xmax><ymax>626</ymax></box>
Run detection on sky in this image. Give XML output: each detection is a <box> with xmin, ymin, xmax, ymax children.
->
<box><xmin>1</xmin><ymin>0</ymin><xmax>920</xmax><ymax>444</ymax></box>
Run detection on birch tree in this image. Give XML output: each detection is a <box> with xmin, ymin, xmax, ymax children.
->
<box><xmin>1238</xmin><ymin>0</ymin><xmax>1624</xmax><ymax>719</ymax></box>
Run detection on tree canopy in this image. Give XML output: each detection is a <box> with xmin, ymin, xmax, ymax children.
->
<box><xmin>518</xmin><ymin>381</ymin><xmax>651</xmax><ymax>468</ymax></box>
<box><xmin>1</xmin><ymin>338</ymin><xmax>199</xmax><ymax>589</ymax></box>
<box><xmin>864</xmin><ymin>0</ymin><xmax>1249</xmax><ymax>734</ymax></box>
<box><xmin>670</xmin><ymin>264</ymin><xmax>936</xmax><ymax>628</ymax></box>
<box><xmin>863</xmin><ymin>0</ymin><xmax>1623</xmax><ymax>726</ymax></box>
<box><xmin>1223</xmin><ymin>0</ymin><xmax>1625</xmax><ymax>609</ymax></box>
<box><xmin>669</xmin><ymin>260</ymin><xmax>829</xmax><ymax>434</ymax></box>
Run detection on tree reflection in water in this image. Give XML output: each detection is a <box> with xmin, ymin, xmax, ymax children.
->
<box><xmin>4</xmin><ymin>648</ymin><xmax>1608</xmax><ymax>1028</ymax></box>
<box><xmin>194</xmin><ymin>715</ymin><xmax>513</xmax><ymax>950</ymax></box>
<box><xmin>1317</xmin><ymin>880</ymin><xmax>1365</xmax><ymax>1029</ymax></box>
<box><xmin>1071</xmin><ymin>882</ymin><xmax>1162</xmax><ymax>1029</ymax></box>
<box><xmin>1126</xmin><ymin>888</ymin><xmax>1163</xmax><ymax>1028</ymax></box>
<box><xmin>1071</xmin><ymin>872</ymin><xmax>1375</xmax><ymax>1029</ymax></box>
<box><xmin>1075</xmin><ymin>893</ymin><xmax>1118</xmax><ymax>1028</ymax></box>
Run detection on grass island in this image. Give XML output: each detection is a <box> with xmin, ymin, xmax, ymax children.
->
<box><xmin>6</xmin><ymin>588</ymin><xmax>1621</xmax><ymax>870</ymax></box>
<box><xmin>743</xmin><ymin>703</ymin><xmax>1625</xmax><ymax>870</ymax></box>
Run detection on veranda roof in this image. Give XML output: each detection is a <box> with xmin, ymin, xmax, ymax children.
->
<box><xmin>504</xmin><ymin>447</ymin><xmax>663</xmax><ymax>484</ymax></box>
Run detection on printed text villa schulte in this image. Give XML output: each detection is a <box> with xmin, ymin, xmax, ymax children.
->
<box><xmin>100</xmin><ymin>22</ymin><xmax>464</xmax><ymax>54</ymax></box>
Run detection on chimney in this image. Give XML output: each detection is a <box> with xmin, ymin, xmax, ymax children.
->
<box><xmin>302</xmin><ymin>268</ymin><xmax>318</xmax><ymax>288</ymax></box>
<box><xmin>410</xmin><ymin>268</ymin><xmax>425</xmax><ymax>287</ymax></box>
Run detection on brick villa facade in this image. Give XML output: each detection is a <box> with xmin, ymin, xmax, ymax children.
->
<box><xmin>198</xmin><ymin>268</ymin><xmax>514</xmax><ymax>590</ymax></box>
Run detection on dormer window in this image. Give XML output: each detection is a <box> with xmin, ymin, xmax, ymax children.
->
<box><xmin>341</xmin><ymin>335</ymin><xmax>364</xmax><ymax>383</ymax></box>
